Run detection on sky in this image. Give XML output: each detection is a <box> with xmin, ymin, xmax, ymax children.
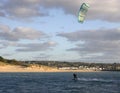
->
<box><xmin>0</xmin><ymin>0</ymin><xmax>120</xmax><ymax>63</ymax></box>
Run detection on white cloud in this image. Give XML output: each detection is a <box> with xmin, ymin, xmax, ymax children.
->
<box><xmin>0</xmin><ymin>24</ymin><xmax>10</xmax><ymax>32</ymax></box>
<box><xmin>0</xmin><ymin>41</ymin><xmax>10</xmax><ymax>49</ymax></box>
<box><xmin>13</xmin><ymin>27</ymin><xmax>46</xmax><ymax>40</ymax></box>
<box><xmin>57</xmin><ymin>28</ymin><xmax>120</xmax><ymax>41</ymax></box>
<box><xmin>1</xmin><ymin>0</ymin><xmax>47</xmax><ymax>18</ymax></box>
<box><xmin>0</xmin><ymin>24</ymin><xmax>56</xmax><ymax>52</ymax></box>
<box><xmin>0</xmin><ymin>0</ymin><xmax>120</xmax><ymax>22</ymax></box>
<box><xmin>0</xmin><ymin>40</ymin><xmax>57</xmax><ymax>52</ymax></box>
<box><xmin>58</xmin><ymin>28</ymin><xmax>120</xmax><ymax>60</ymax></box>
<box><xmin>0</xmin><ymin>25</ymin><xmax>46</xmax><ymax>41</ymax></box>
<box><xmin>16</xmin><ymin>41</ymin><xmax>57</xmax><ymax>52</ymax></box>
<box><xmin>33</xmin><ymin>53</ymin><xmax>51</xmax><ymax>60</ymax></box>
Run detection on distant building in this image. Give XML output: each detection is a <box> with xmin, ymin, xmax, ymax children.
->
<box><xmin>58</xmin><ymin>67</ymin><xmax>78</xmax><ymax>70</ymax></box>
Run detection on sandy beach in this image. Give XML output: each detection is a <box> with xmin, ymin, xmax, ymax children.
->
<box><xmin>0</xmin><ymin>64</ymin><xmax>98</xmax><ymax>72</ymax></box>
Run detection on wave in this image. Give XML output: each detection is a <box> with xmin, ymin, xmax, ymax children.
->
<box><xmin>77</xmin><ymin>78</ymin><xmax>118</xmax><ymax>83</ymax></box>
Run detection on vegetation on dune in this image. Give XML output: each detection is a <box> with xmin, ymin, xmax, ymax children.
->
<box><xmin>0</xmin><ymin>56</ymin><xmax>29</xmax><ymax>67</ymax></box>
<box><xmin>0</xmin><ymin>56</ymin><xmax>120</xmax><ymax>71</ymax></box>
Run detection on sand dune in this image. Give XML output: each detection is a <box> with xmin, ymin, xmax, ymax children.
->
<box><xmin>0</xmin><ymin>65</ymin><xmax>97</xmax><ymax>72</ymax></box>
<box><xmin>0</xmin><ymin>62</ymin><xmax>97</xmax><ymax>72</ymax></box>
<box><xmin>0</xmin><ymin>64</ymin><xmax>58</xmax><ymax>72</ymax></box>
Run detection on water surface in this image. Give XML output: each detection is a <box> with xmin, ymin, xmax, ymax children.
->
<box><xmin>0</xmin><ymin>72</ymin><xmax>119</xmax><ymax>93</ymax></box>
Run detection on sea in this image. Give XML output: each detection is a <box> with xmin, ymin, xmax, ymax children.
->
<box><xmin>0</xmin><ymin>72</ymin><xmax>119</xmax><ymax>93</ymax></box>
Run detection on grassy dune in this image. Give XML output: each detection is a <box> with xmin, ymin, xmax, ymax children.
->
<box><xmin>0</xmin><ymin>56</ymin><xmax>98</xmax><ymax>72</ymax></box>
<box><xmin>0</xmin><ymin>60</ymin><xmax>58</xmax><ymax>72</ymax></box>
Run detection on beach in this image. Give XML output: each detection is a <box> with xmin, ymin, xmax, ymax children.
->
<box><xmin>0</xmin><ymin>64</ymin><xmax>98</xmax><ymax>72</ymax></box>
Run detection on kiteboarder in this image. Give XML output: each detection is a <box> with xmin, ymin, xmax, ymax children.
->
<box><xmin>73</xmin><ymin>73</ymin><xmax>77</xmax><ymax>80</ymax></box>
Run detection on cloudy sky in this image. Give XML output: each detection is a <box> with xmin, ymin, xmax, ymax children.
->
<box><xmin>0</xmin><ymin>0</ymin><xmax>120</xmax><ymax>63</ymax></box>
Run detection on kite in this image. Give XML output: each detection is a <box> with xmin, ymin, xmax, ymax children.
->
<box><xmin>78</xmin><ymin>3</ymin><xmax>90</xmax><ymax>23</ymax></box>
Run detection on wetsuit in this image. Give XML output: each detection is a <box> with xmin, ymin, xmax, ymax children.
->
<box><xmin>73</xmin><ymin>73</ymin><xmax>77</xmax><ymax>80</ymax></box>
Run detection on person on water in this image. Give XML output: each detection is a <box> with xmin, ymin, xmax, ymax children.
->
<box><xmin>73</xmin><ymin>73</ymin><xmax>77</xmax><ymax>80</ymax></box>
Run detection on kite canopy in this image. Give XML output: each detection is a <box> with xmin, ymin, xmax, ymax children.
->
<box><xmin>78</xmin><ymin>3</ymin><xmax>90</xmax><ymax>23</ymax></box>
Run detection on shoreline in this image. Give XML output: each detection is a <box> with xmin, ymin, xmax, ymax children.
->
<box><xmin>0</xmin><ymin>65</ymin><xmax>100</xmax><ymax>72</ymax></box>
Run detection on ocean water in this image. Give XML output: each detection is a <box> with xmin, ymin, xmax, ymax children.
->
<box><xmin>0</xmin><ymin>72</ymin><xmax>119</xmax><ymax>93</ymax></box>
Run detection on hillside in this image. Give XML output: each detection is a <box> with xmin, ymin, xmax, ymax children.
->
<box><xmin>0</xmin><ymin>56</ymin><xmax>120</xmax><ymax>72</ymax></box>
<box><xmin>0</xmin><ymin>56</ymin><xmax>58</xmax><ymax>72</ymax></box>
